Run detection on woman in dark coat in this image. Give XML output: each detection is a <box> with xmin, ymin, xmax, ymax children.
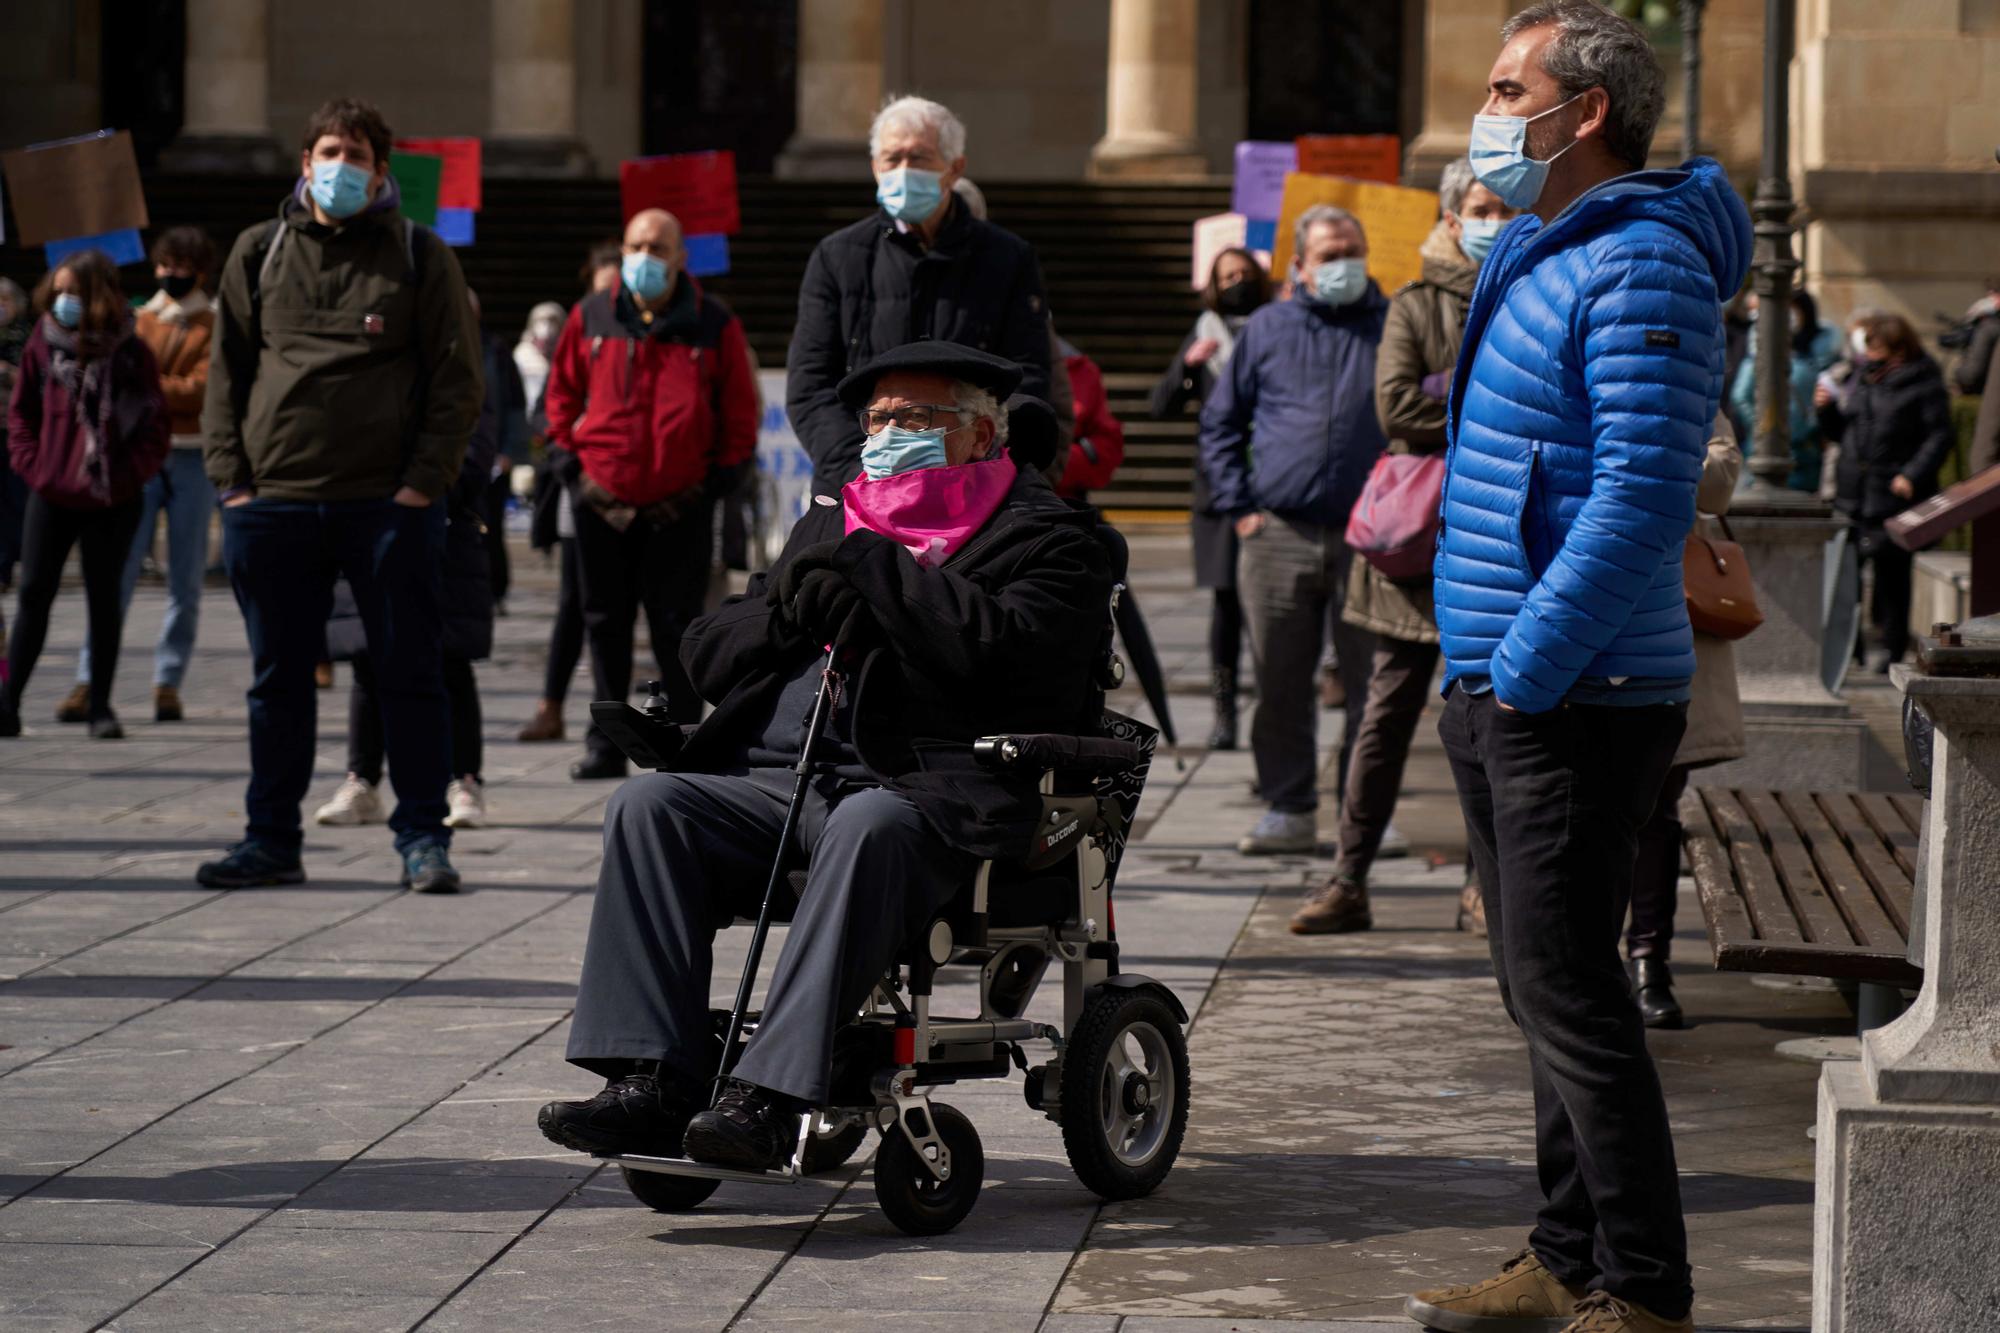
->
<box><xmin>1150</xmin><ymin>247</ymin><xmax>1269</xmax><ymax>749</ymax></box>
<box><xmin>3</xmin><ymin>251</ymin><xmax>169</xmax><ymax>738</ymax></box>
<box><xmin>1816</xmin><ymin>311</ymin><xmax>1955</xmax><ymax>671</ymax></box>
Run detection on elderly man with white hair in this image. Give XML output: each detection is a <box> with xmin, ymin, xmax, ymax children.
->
<box><xmin>540</xmin><ymin>340</ymin><xmax>1112</xmax><ymax>1173</ymax></box>
<box><xmin>786</xmin><ymin>94</ymin><xmax>1053</xmax><ymax>497</ymax></box>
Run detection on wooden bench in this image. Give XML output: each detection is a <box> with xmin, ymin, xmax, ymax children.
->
<box><xmin>1679</xmin><ymin>787</ymin><xmax>1923</xmax><ymax>989</ymax></box>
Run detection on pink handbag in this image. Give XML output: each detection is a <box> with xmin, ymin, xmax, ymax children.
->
<box><xmin>1344</xmin><ymin>452</ymin><xmax>1446</xmax><ymax>580</ymax></box>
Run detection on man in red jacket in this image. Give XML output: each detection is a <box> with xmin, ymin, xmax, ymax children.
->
<box><xmin>543</xmin><ymin>207</ymin><xmax>758</xmax><ymax>780</ymax></box>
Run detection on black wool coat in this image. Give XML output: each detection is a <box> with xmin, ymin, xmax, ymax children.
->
<box><xmin>675</xmin><ymin>465</ymin><xmax>1113</xmax><ymax>859</ymax></box>
<box><xmin>1820</xmin><ymin>353</ymin><xmax>1956</xmax><ymax>525</ymax></box>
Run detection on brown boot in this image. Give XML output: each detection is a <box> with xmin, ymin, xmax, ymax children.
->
<box><xmin>1405</xmin><ymin>1248</ymin><xmax>1584</xmax><ymax>1332</ymax></box>
<box><xmin>1289</xmin><ymin>875</ymin><xmax>1371</xmax><ymax>934</ymax></box>
<box><xmin>516</xmin><ymin>700</ymin><xmax>565</xmax><ymax>743</ymax></box>
<box><xmin>55</xmin><ymin>682</ymin><xmax>91</xmax><ymax>723</ymax></box>
<box><xmin>153</xmin><ymin>685</ymin><xmax>183</xmax><ymax>723</ymax></box>
<box><xmin>1319</xmin><ymin>662</ymin><xmax>1345</xmax><ymax>710</ymax></box>
<box><xmin>1456</xmin><ymin>881</ymin><xmax>1488</xmax><ymax>937</ymax></box>
<box><xmin>314</xmin><ymin>661</ymin><xmax>335</xmax><ymax>690</ymax></box>
<box><xmin>1558</xmin><ymin>1290</ymin><xmax>1692</xmax><ymax>1333</ymax></box>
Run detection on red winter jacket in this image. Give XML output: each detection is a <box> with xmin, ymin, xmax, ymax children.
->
<box><xmin>6</xmin><ymin>319</ymin><xmax>170</xmax><ymax>510</ymax></box>
<box><xmin>542</xmin><ymin>278</ymin><xmax>758</xmax><ymax>506</ymax></box>
<box><xmin>1054</xmin><ymin>350</ymin><xmax>1125</xmax><ymax>499</ymax></box>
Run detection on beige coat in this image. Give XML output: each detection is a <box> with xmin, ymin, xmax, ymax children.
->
<box><xmin>1680</xmin><ymin>416</ymin><xmax>1748</xmax><ymax>769</ymax></box>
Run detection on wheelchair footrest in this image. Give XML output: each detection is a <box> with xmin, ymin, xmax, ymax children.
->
<box><xmin>595</xmin><ymin>1151</ymin><xmax>815</xmax><ymax>1187</ymax></box>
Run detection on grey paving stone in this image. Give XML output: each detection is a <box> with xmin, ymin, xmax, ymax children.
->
<box><xmin>0</xmin><ymin>1240</ymin><xmax>208</xmax><ymax>1325</ymax></box>
<box><xmin>106</xmin><ymin>1289</ymin><xmax>440</xmax><ymax>1332</ymax></box>
<box><xmin>159</xmin><ymin>1222</ymin><xmax>510</xmax><ymax>1297</ymax></box>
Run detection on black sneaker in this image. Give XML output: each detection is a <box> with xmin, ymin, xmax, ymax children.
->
<box><xmin>196</xmin><ymin>840</ymin><xmax>306</xmax><ymax>889</ymax></box>
<box><xmin>539</xmin><ymin>1072</ymin><xmax>696</xmax><ymax>1157</ymax></box>
<box><xmin>682</xmin><ymin>1080</ymin><xmax>797</xmax><ymax>1172</ymax></box>
<box><xmin>0</xmin><ymin>692</ymin><xmax>18</xmax><ymax>738</ymax></box>
<box><xmin>400</xmin><ymin>840</ymin><xmax>462</xmax><ymax>894</ymax></box>
<box><xmin>570</xmin><ymin>748</ymin><xmax>628</xmax><ymax>781</ymax></box>
<box><xmin>89</xmin><ymin>712</ymin><xmax>124</xmax><ymax>740</ymax></box>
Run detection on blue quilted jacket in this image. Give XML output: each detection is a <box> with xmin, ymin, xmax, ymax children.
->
<box><xmin>1434</xmin><ymin>159</ymin><xmax>1752</xmax><ymax>713</ymax></box>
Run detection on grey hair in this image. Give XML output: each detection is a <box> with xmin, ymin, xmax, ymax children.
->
<box><xmin>1293</xmin><ymin>204</ymin><xmax>1365</xmax><ymax>259</ymax></box>
<box><xmin>1438</xmin><ymin>158</ymin><xmax>1477</xmax><ymax>216</ymax></box>
<box><xmin>1501</xmin><ymin>0</ymin><xmax>1665</xmax><ymax>171</ymax></box>
<box><xmin>949</xmin><ymin>381</ymin><xmax>1009</xmax><ymax>449</ymax></box>
<box><xmin>952</xmin><ymin>176</ymin><xmax>988</xmax><ymax>220</ymax></box>
<box><xmin>870</xmin><ymin>95</ymin><xmax>967</xmax><ymax>162</ymax></box>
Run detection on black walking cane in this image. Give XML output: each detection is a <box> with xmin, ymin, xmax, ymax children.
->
<box><xmin>712</xmin><ymin>646</ymin><xmax>842</xmax><ymax>1103</ymax></box>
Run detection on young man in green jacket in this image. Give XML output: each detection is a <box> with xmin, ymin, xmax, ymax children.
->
<box><xmin>199</xmin><ymin>97</ymin><xmax>484</xmax><ymax>893</ymax></box>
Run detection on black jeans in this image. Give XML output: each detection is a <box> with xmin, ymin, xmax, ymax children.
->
<box><xmin>1856</xmin><ymin>522</ymin><xmax>1914</xmax><ymax>662</ymax></box>
<box><xmin>7</xmin><ymin>493</ymin><xmax>143</xmax><ymax>718</ymax></box>
<box><xmin>350</xmin><ymin>651</ymin><xmax>482</xmax><ymax>784</ymax></box>
<box><xmin>572</xmin><ymin>499</ymin><xmax>711</xmax><ymax>748</ymax></box>
<box><xmin>1440</xmin><ymin>686</ymin><xmax>1692</xmax><ymax>1319</ymax></box>
<box><xmin>541</xmin><ymin>536</ymin><xmax>586</xmax><ymax>703</ymax></box>
<box><xmin>1624</xmin><ymin>765</ymin><xmax>1692</xmax><ymax>961</ymax></box>
<box><xmin>222</xmin><ymin>498</ymin><xmax>451</xmax><ymax>855</ymax></box>
<box><xmin>1208</xmin><ymin>588</ymin><xmax>1243</xmax><ymax>677</ymax></box>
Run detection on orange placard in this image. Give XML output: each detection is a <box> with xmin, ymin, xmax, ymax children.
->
<box><xmin>1271</xmin><ymin>173</ymin><xmax>1440</xmax><ymax>294</ymax></box>
<box><xmin>1294</xmin><ymin>135</ymin><xmax>1403</xmax><ymax>185</ymax></box>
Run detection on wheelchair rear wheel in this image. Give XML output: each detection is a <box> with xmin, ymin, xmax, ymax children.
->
<box><xmin>872</xmin><ymin>1103</ymin><xmax>984</xmax><ymax>1235</ymax></box>
<box><xmin>800</xmin><ymin>1116</ymin><xmax>871</xmax><ymax>1174</ymax></box>
<box><xmin>620</xmin><ymin>1166</ymin><xmax>721</xmax><ymax>1213</ymax></box>
<box><xmin>1059</xmin><ymin>989</ymin><xmax>1190</xmax><ymax>1201</ymax></box>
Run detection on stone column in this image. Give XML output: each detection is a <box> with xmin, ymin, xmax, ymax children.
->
<box><xmin>1089</xmin><ymin>0</ymin><xmax>1206</xmax><ymax>180</ymax></box>
<box><xmin>488</xmin><ymin>0</ymin><xmax>591</xmax><ymax>177</ymax></box>
<box><xmin>1402</xmin><ymin>0</ymin><xmax>1514</xmax><ymax>187</ymax></box>
<box><xmin>159</xmin><ymin>0</ymin><xmax>282</xmax><ymax>174</ymax></box>
<box><xmin>1815</xmin><ymin>658</ymin><xmax>2000</xmax><ymax>1329</ymax></box>
<box><xmin>773</xmin><ymin>0</ymin><xmax>884</xmax><ymax>182</ymax></box>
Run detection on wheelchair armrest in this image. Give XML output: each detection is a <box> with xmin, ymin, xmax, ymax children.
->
<box><xmin>972</xmin><ymin>733</ymin><xmax>1142</xmax><ymax>776</ymax></box>
<box><xmin>588</xmin><ymin>701</ymin><xmax>697</xmax><ymax>771</ymax></box>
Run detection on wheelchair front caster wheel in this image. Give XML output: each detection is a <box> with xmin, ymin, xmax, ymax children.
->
<box><xmin>801</xmin><ymin>1117</ymin><xmax>870</xmax><ymax>1175</ymax></box>
<box><xmin>872</xmin><ymin>1103</ymin><xmax>983</xmax><ymax>1235</ymax></box>
<box><xmin>620</xmin><ymin>1166</ymin><xmax>720</xmax><ymax>1213</ymax></box>
<box><xmin>1060</xmin><ymin>989</ymin><xmax>1190</xmax><ymax>1201</ymax></box>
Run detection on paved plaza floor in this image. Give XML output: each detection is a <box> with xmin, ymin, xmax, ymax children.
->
<box><xmin>0</xmin><ymin>529</ymin><xmax>1878</xmax><ymax>1331</ymax></box>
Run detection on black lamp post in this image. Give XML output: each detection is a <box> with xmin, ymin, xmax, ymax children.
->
<box><xmin>1746</xmin><ymin>0</ymin><xmax>1809</xmax><ymax>501</ymax></box>
<box><xmin>1681</xmin><ymin>0</ymin><xmax>1704</xmax><ymax>161</ymax></box>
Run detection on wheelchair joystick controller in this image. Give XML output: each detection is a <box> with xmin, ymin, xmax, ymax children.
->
<box><xmin>640</xmin><ymin>679</ymin><xmax>672</xmax><ymax>718</ymax></box>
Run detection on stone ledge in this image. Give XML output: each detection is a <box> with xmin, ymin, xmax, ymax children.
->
<box><xmin>1802</xmin><ymin>167</ymin><xmax>2000</xmax><ymax>219</ymax></box>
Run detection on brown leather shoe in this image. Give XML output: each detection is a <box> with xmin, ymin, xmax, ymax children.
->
<box><xmin>1289</xmin><ymin>876</ymin><xmax>1371</xmax><ymax>934</ymax></box>
<box><xmin>1319</xmin><ymin>662</ymin><xmax>1345</xmax><ymax>710</ymax></box>
<box><xmin>314</xmin><ymin>661</ymin><xmax>335</xmax><ymax>690</ymax></box>
<box><xmin>1558</xmin><ymin>1291</ymin><xmax>1692</xmax><ymax>1333</ymax></box>
<box><xmin>1456</xmin><ymin>881</ymin><xmax>1488</xmax><ymax>937</ymax></box>
<box><xmin>1405</xmin><ymin>1248</ymin><xmax>1584</xmax><ymax>1332</ymax></box>
<box><xmin>55</xmin><ymin>682</ymin><xmax>91</xmax><ymax>723</ymax></box>
<box><xmin>153</xmin><ymin>685</ymin><xmax>183</xmax><ymax>723</ymax></box>
<box><xmin>516</xmin><ymin>700</ymin><xmax>565</xmax><ymax>743</ymax></box>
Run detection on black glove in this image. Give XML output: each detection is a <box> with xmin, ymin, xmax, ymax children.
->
<box><xmin>790</xmin><ymin>568</ymin><xmax>876</xmax><ymax>654</ymax></box>
<box><xmin>769</xmin><ymin>540</ymin><xmax>845</xmax><ymax>613</ymax></box>
<box><xmin>545</xmin><ymin>447</ymin><xmax>582</xmax><ymax>488</ymax></box>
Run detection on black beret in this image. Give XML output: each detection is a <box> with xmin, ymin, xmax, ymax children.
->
<box><xmin>1002</xmin><ymin>393</ymin><xmax>1060</xmax><ymax>472</ymax></box>
<box><xmin>834</xmin><ymin>339</ymin><xmax>1026</xmax><ymax>412</ymax></box>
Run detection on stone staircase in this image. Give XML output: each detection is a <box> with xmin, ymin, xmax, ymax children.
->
<box><xmin>4</xmin><ymin>176</ymin><xmax>1230</xmax><ymax>510</ymax></box>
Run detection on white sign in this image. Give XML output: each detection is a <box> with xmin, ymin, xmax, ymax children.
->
<box><xmin>753</xmin><ymin>368</ymin><xmax>815</xmax><ymax>569</ymax></box>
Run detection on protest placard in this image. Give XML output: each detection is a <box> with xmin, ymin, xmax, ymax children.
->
<box><xmin>388</xmin><ymin>151</ymin><xmax>443</xmax><ymax>227</ymax></box>
<box><xmin>620</xmin><ymin>151</ymin><xmax>740</xmax><ymax>236</ymax></box>
<box><xmin>45</xmin><ymin>229</ymin><xmax>146</xmax><ymax>266</ymax></box>
<box><xmin>435</xmin><ymin>208</ymin><xmax>475</xmax><ymax>247</ymax></box>
<box><xmin>394</xmin><ymin>137</ymin><xmax>482</xmax><ymax>211</ymax></box>
<box><xmin>1272</xmin><ymin>173</ymin><xmax>1440</xmax><ymax>295</ymax></box>
<box><xmin>684</xmin><ymin>233</ymin><xmax>730</xmax><ymax>278</ymax></box>
<box><xmin>1294</xmin><ymin>134</ymin><xmax>1402</xmax><ymax>185</ymax></box>
<box><xmin>1229</xmin><ymin>140</ymin><xmax>1295</xmax><ymax>223</ymax></box>
<box><xmin>0</xmin><ymin>129</ymin><xmax>148</xmax><ymax>247</ymax></box>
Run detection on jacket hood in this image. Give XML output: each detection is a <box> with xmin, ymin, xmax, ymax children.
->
<box><xmin>1533</xmin><ymin>157</ymin><xmax>1752</xmax><ymax>298</ymax></box>
<box><xmin>1417</xmin><ymin>219</ymin><xmax>1479</xmax><ymax>297</ymax></box>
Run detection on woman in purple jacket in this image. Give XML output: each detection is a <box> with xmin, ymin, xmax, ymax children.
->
<box><xmin>3</xmin><ymin>251</ymin><xmax>169</xmax><ymax>738</ymax></box>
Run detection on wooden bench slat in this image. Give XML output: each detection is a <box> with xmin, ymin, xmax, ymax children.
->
<box><xmin>1701</xmin><ymin>789</ymin><xmax>1805</xmax><ymax>945</ymax></box>
<box><xmin>1855</xmin><ymin>792</ymin><xmax>1921</xmax><ymax>880</ymax></box>
<box><xmin>1817</xmin><ymin>792</ymin><xmax>1916</xmax><ymax>936</ymax></box>
<box><xmin>1705</xmin><ymin>938</ymin><xmax>1922</xmax><ymax>986</ymax></box>
<box><xmin>1742</xmin><ymin>790</ymin><xmax>1855</xmax><ymax>946</ymax></box>
<box><xmin>1778</xmin><ymin>791</ymin><xmax>1905</xmax><ymax>950</ymax></box>
<box><xmin>1681</xmin><ymin>788</ymin><xmax>1756</xmax><ymax>960</ymax></box>
<box><xmin>1887</xmin><ymin>792</ymin><xmax>1925</xmax><ymax>833</ymax></box>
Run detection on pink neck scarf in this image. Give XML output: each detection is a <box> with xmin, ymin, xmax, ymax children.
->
<box><xmin>842</xmin><ymin>456</ymin><xmax>1017</xmax><ymax>567</ymax></box>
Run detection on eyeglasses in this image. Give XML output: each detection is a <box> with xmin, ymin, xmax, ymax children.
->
<box><xmin>857</xmin><ymin>403</ymin><xmax>970</xmax><ymax>435</ymax></box>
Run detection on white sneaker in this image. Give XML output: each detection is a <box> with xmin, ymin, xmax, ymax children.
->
<box><xmin>1377</xmin><ymin>821</ymin><xmax>1411</xmax><ymax>860</ymax></box>
<box><xmin>314</xmin><ymin>775</ymin><xmax>384</xmax><ymax>826</ymax></box>
<box><xmin>445</xmin><ymin>776</ymin><xmax>486</xmax><ymax>830</ymax></box>
<box><xmin>1237</xmin><ymin>810</ymin><xmax>1319</xmax><ymax>856</ymax></box>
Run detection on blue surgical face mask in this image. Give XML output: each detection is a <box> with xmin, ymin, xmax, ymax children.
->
<box><xmin>1469</xmin><ymin>95</ymin><xmax>1583</xmax><ymax>211</ymax></box>
<box><xmin>51</xmin><ymin>293</ymin><xmax>84</xmax><ymax>329</ymax></box>
<box><xmin>621</xmin><ymin>251</ymin><xmax>672</xmax><ymax>303</ymax></box>
<box><xmin>876</xmin><ymin>166</ymin><xmax>945</xmax><ymax>225</ymax></box>
<box><xmin>309</xmin><ymin>159</ymin><xmax>374</xmax><ymax>220</ymax></box>
<box><xmin>861</xmin><ymin>423</ymin><xmax>953</xmax><ymax>480</ymax></box>
<box><xmin>1305</xmin><ymin>258</ymin><xmax>1369</xmax><ymax>308</ymax></box>
<box><xmin>1458</xmin><ymin>215</ymin><xmax>1506</xmax><ymax>264</ymax></box>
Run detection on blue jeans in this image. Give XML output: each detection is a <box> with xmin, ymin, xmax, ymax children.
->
<box><xmin>78</xmin><ymin>449</ymin><xmax>213</xmax><ymax>687</ymax></box>
<box><xmin>222</xmin><ymin>497</ymin><xmax>451</xmax><ymax>855</ymax></box>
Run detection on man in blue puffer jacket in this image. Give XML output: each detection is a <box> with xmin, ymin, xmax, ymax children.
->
<box><xmin>1406</xmin><ymin>5</ymin><xmax>1752</xmax><ymax>1333</ymax></box>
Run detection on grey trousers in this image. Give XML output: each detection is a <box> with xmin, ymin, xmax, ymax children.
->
<box><xmin>566</xmin><ymin>769</ymin><xmax>972</xmax><ymax>1104</ymax></box>
<box><xmin>1238</xmin><ymin>514</ymin><xmax>1374</xmax><ymax>813</ymax></box>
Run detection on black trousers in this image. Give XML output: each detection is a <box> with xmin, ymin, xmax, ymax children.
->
<box><xmin>1856</xmin><ymin>522</ymin><xmax>1914</xmax><ymax>663</ymax></box>
<box><xmin>1208</xmin><ymin>588</ymin><xmax>1243</xmax><ymax>677</ymax></box>
<box><xmin>1440</xmin><ymin>686</ymin><xmax>1693</xmax><ymax>1320</ymax></box>
<box><xmin>1624</xmin><ymin>765</ymin><xmax>1692</xmax><ymax>961</ymax></box>
<box><xmin>484</xmin><ymin>470</ymin><xmax>511</xmax><ymax>604</ymax></box>
<box><xmin>349</xmin><ymin>651</ymin><xmax>482</xmax><ymax>784</ymax></box>
<box><xmin>7</xmin><ymin>493</ymin><xmax>143</xmax><ymax>718</ymax></box>
<box><xmin>541</xmin><ymin>536</ymin><xmax>587</xmax><ymax>703</ymax></box>
<box><xmin>572</xmin><ymin>500</ymin><xmax>710</xmax><ymax>748</ymax></box>
<box><xmin>1335</xmin><ymin>636</ymin><xmax>1441</xmax><ymax>883</ymax></box>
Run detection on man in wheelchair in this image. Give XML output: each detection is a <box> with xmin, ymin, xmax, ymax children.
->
<box><xmin>539</xmin><ymin>342</ymin><xmax>1115</xmax><ymax>1173</ymax></box>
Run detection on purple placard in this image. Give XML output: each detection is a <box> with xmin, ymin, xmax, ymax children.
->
<box><xmin>45</xmin><ymin>227</ymin><xmax>145</xmax><ymax>266</ymax></box>
<box><xmin>1230</xmin><ymin>140</ymin><xmax>1297</xmax><ymax>222</ymax></box>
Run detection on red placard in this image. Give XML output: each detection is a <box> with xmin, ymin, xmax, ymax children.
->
<box><xmin>619</xmin><ymin>151</ymin><xmax>740</xmax><ymax>237</ymax></box>
<box><xmin>394</xmin><ymin>137</ymin><xmax>482</xmax><ymax>211</ymax></box>
<box><xmin>1294</xmin><ymin>134</ymin><xmax>1403</xmax><ymax>185</ymax></box>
